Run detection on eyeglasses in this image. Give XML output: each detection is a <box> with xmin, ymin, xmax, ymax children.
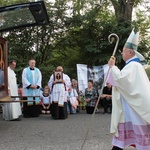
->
<box><xmin>119</xmin><ymin>50</ymin><xmax>122</xmax><ymax>53</ymax></box>
<box><xmin>119</xmin><ymin>49</ymin><xmax>131</xmax><ymax>53</ymax></box>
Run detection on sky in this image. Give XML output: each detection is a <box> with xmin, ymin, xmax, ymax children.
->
<box><xmin>47</xmin><ymin>0</ymin><xmax>149</xmax><ymax>33</ymax></box>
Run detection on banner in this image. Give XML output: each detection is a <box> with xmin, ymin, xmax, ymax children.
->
<box><xmin>77</xmin><ymin>64</ymin><xmax>88</xmax><ymax>94</ymax></box>
<box><xmin>77</xmin><ymin>64</ymin><xmax>109</xmax><ymax>94</ymax></box>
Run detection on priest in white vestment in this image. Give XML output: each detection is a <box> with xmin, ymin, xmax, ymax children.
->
<box><xmin>22</xmin><ymin>59</ymin><xmax>42</xmax><ymax>118</ymax></box>
<box><xmin>108</xmin><ymin>29</ymin><xmax>150</xmax><ymax>150</ymax></box>
<box><xmin>2</xmin><ymin>60</ymin><xmax>22</xmax><ymax>121</ymax></box>
<box><xmin>48</xmin><ymin>66</ymin><xmax>71</xmax><ymax>119</ymax></box>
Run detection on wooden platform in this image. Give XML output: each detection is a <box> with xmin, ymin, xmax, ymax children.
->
<box><xmin>0</xmin><ymin>96</ymin><xmax>39</xmax><ymax>103</ymax></box>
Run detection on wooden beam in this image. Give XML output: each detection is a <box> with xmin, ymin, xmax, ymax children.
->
<box><xmin>0</xmin><ymin>96</ymin><xmax>40</xmax><ymax>103</ymax></box>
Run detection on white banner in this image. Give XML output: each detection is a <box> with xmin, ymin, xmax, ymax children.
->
<box><xmin>77</xmin><ymin>64</ymin><xmax>88</xmax><ymax>94</ymax></box>
<box><xmin>77</xmin><ymin>64</ymin><xmax>109</xmax><ymax>94</ymax></box>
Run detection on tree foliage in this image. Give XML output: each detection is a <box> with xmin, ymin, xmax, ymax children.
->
<box><xmin>1</xmin><ymin>0</ymin><xmax>150</xmax><ymax>86</ymax></box>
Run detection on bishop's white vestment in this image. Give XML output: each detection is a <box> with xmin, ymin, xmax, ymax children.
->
<box><xmin>109</xmin><ymin>57</ymin><xmax>150</xmax><ymax>150</ymax></box>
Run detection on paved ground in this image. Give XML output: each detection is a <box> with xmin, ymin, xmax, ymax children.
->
<box><xmin>0</xmin><ymin>109</ymin><xmax>135</xmax><ymax>150</ymax></box>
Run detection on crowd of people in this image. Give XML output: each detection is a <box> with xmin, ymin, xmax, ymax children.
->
<box><xmin>1</xmin><ymin>29</ymin><xmax>150</xmax><ymax>150</ymax></box>
<box><xmin>1</xmin><ymin>60</ymin><xmax>111</xmax><ymax>121</ymax></box>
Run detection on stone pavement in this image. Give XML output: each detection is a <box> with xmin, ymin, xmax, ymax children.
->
<box><xmin>0</xmin><ymin>110</ymin><xmax>135</xmax><ymax>150</ymax></box>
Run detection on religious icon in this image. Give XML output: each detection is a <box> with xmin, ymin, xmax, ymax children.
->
<box><xmin>54</xmin><ymin>71</ymin><xmax>63</xmax><ymax>83</ymax></box>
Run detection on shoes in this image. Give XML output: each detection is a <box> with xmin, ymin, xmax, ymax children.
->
<box><xmin>103</xmin><ymin>112</ymin><xmax>108</xmax><ymax>114</ymax></box>
<box><xmin>46</xmin><ymin>111</ymin><xmax>50</xmax><ymax>114</ymax></box>
<box><xmin>96</xmin><ymin>109</ymin><xmax>100</xmax><ymax>113</ymax></box>
<box><xmin>103</xmin><ymin>112</ymin><xmax>111</xmax><ymax>114</ymax></box>
<box><xmin>42</xmin><ymin>110</ymin><xmax>46</xmax><ymax>114</ymax></box>
<box><xmin>16</xmin><ymin>118</ymin><xmax>21</xmax><ymax>121</ymax></box>
<box><xmin>23</xmin><ymin>115</ymin><xmax>30</xmax><ymax>118</ymax></box>
<box><xmin>11</xmin><ymin>118</ymin><xmax>21</xmax><ymax>121</ymax></box>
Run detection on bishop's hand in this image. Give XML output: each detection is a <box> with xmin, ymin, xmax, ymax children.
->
<box><xmin>108</xmin><ymin>56</ymin><xmax>116</xmax><ymax>68</ymax></box>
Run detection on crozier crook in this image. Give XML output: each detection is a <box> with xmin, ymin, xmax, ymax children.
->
<box><xmin>108</xmin><ymin>33</ymin><xmax>119</xmax><ymax>56</ymax></box>
<box><xmin>80</xmin><ymin>33</ymin><xmax>119</xmax><ymax>150</ymax></box>
<box><xmin>92</xmin><ymin>33</ymin><xmax>119</xmax><ymax>117</ymax></box>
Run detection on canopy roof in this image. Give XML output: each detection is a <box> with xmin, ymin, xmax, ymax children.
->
<box><xmin>0</xmin><ymin>1</ymin><xmax>49</xmax><ymax>32</ymax></box>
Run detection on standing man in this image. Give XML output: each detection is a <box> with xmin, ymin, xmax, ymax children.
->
<box><xmin>3</xmin><ymin>60</ymin><xmax>22</xmax><ymax>121</ymax></box>
<box><xmin>22</xmin><ymin>59</ymin><xmax>42</xmax><ymax>118</ymax></box>
<box><xmin>48</xmin><ymin>66</ymin><xmax>71</xmax><ymax>119</ymax></box>
<box><xmin>108</xmin><ymin>29</ymin><xmax>150</xmax><ymax>150</ymax></box>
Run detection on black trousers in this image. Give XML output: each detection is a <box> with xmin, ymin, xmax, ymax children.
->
<box><xmin>51</xmin><ymin>102</ymin><xmax>68</xmax><ymax>119</ymax></box>
<box><xmin>86</xmin><ymin>106</ymin><xmax>94</xmax><ymax>114</ymax></box>
<box><xmin>111</xmin><ymin>146</ymin><xmax>123</xmax><ymax>150</ymax></box>
<box><xmin>23</xmin><ymin>97</ymin><xmax>40</xmax><ymax>117</ymax></box>
<box><xmin>103</xmin><ymin>98</ymin><xmax>112</xmax><ymax>113</ymax></box>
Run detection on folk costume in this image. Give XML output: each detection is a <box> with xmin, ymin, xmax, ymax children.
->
<box><xmin>22</xmin><ymin>66</ymin><xmax>42</xmax><ymax>117</ymax></box>
<box><xmin>109</xmin><ymin>29</ymin><xmax>150</xmax><ymax>150</ymax></box>
<box><xmin>48</xmin><ymin>72</ymin><xmax>71</xmax><ymax>119</ymax></box>
<box><xmin>78</xmin><ymin>91</ymin><xmax>86</xmax><ymax>110</ymax></box>
<box><xmin>2</xmin><ymin>66</ymin><xmax>22</xmax><ymax>120</ymax></box>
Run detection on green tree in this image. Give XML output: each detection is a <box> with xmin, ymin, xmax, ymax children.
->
<box><xmin>1</xmin><ymin>0</ymin><xmax>150</xmax><ymax>85</ymax></box>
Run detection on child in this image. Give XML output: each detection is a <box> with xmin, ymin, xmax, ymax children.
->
<box><xmin>40</xmin><ymin>85</ymin><xmax>51</xmax><ymax>114</ymax></box>
<box><xmin>78</xmin><ymin>91</ymin><xmax>86</xmax><ymax>110</ymax></box>
<box><xmin>67</xmin><ymin>86</ymin><xmax>78</xmax><ymax>114</ymax></box>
